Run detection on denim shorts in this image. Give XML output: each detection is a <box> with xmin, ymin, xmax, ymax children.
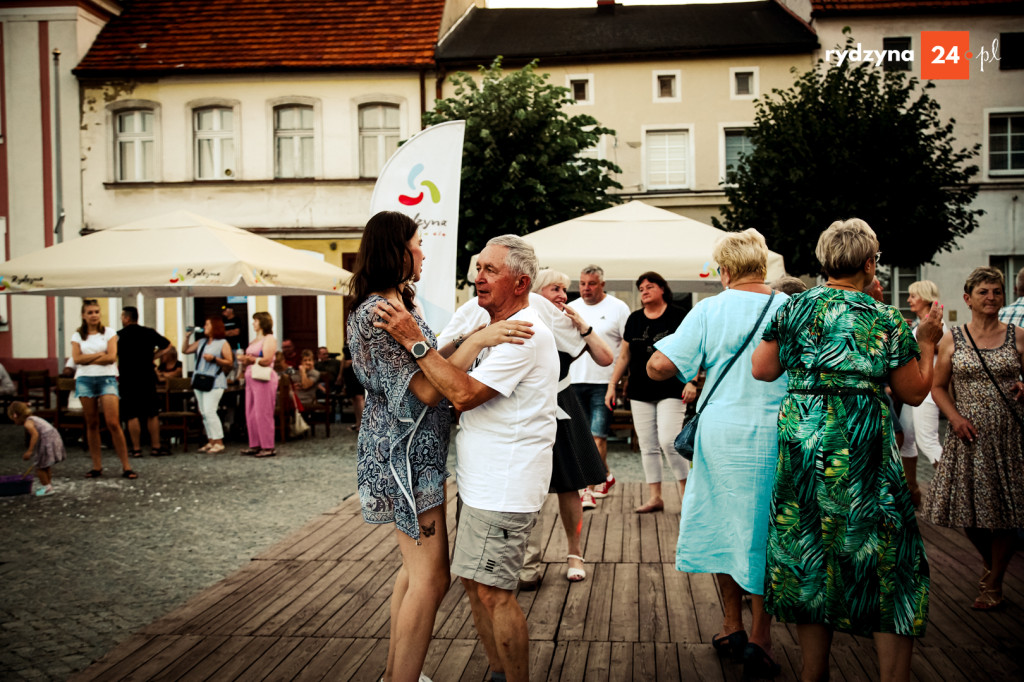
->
<box><xmin>573</xmin><ymin>383</ymin><xmax>611</xmax><ymax>438</ymax></box>
<box><xmin>452</xmin><ymin>501</ymin><xmax>537</xmax><ymax>591</ymax></box>
<box><xmin>76</xmin><ymin>375</ymin><xmax>119</xmax><ymax>399</ymax></box>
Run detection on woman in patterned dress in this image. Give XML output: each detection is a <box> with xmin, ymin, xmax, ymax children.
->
<box><xmin>347</xmin><ymin>211</ymin><xmax>532</xmax><ymax>682</ymax></box>
<box><xmin>926</xmin><ymin>267</ymin><xmax>1024</xmax><ymax>611</ymax></box>
<box><xmin>752</xmin><ymin>219</ymin><xmax>943</xmax><ymax>682</ymax></box>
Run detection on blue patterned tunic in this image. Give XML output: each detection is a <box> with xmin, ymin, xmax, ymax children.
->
<box><xmin>349</xmin><ymin>294</ymin><xmax>451</xmax><ymax>540</ymax></box>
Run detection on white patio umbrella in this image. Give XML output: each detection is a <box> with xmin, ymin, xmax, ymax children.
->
<box><xmin>0</xmin><ymin>210</ymin><xmax>351</xmax><ymax>297</ymax></box>
<box><xmin>478</xmin><ymin>200</ymin><xmax>786</xmax><ymax>294</ymax></box>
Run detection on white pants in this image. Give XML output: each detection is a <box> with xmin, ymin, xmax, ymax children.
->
<box><xmin>898</xmin><ymin>401</ymin><xmax>943</xmax><ymax>465</ymax></box>
<box><xmin>631</xmin><ymin>398</ymin><xmax>689</xmax><ymax>484</ymax></box>
<box><xmin>195</xmin><ymin>388</ymin><xmax>225</xmax><ymax>440</ymax></box>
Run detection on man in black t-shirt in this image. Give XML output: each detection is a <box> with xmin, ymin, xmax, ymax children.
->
<box><xmin>118</xmin><ymin>307</ymin><xmax>172</xmax><ymax>456</ymax></box>
<box><xmin>222</xmin><ymin>306</ymin><xmax>248</xmax><ymax>349</ymax></box>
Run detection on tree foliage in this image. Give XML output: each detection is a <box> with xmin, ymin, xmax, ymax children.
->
<box><xmin>423</xmin><ymin>58</ymin><xmax>623</xmax><ymax>284</ymax></box>
<box><xmin>713</xmin><ymin>32</ymin><xmax>982</xmax><ymax>277</ymax></box>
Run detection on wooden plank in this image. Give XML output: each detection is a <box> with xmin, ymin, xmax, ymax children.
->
<box><xmin>633</xmin><ymin>642</ymin><xmax>657</xmax><ymax>681</ymax></box>
<box><xmin>637</xmin><ymin>562</ymin><xmax>670</xmax><ymax>643</ymax></box>
<box><xmin>271</xmin><ymin>560</ymin><xmax>363</xmax><ymax>636</ymax></box>
<box><xmin>655</xmin><ymin>642</ymin><xmax>681</xmax><ymax>679</ymax></box>
<box><xmin>431</xmin><ymin>638</ymin><xmax>476</xmax><ymax>682</ymax></box>
<box><xmin>609</xmin><ymin>563</ymin><xmax>639</xmax><ymax>642</ymax></box>
<box><xmin>67</xmin><ymin>634</ymin><xmax>154</xmax><ymax>682</ymax></box>
<box><xmin>311</xmin><ymin>563</ymin><xmax>399</xmax><ymax>637</ymax></box>
<box><xmin>244</xmin><ymin>637</ymin><xmax>304</xmax><ymax>680</ymax></box>
<box><xmin>196</xmin><ymin>562</ymin><xmax>309</xmax><ymax>635</ymax></box>
<box><xmin>421</xmin><ymin>638</ymin><xmax>451</xmax><ymax>681</ymax></box>
<box><xmin>177</xmin><ymin>636</ymin><xmax>260</xmax><ymax>682</ymax></box>
<box><xmin>544</xmin><ymin>641</ymin><xmax>568</xmax><ymax>682</ymax></box>
<box><xmin>291</xmin><ymin>638</ymin><xmax>358</xmax><ymax>682</ymax></box>
<box><xmin>686</xmin><ymin>643</ymin><xmax>727</xmax><ymax>682</ymax></box>
<box><xmin>582</xmin><ymin>562</ymin><xmax>614</xmax><ymax>642</ymax></box>
<box><xmin>435</xmin><ymin>580</ymin><xmax>474</xmax><ymax>639</ymax></box>
<box><xmin>87</xmin><ymin>636</ymin><xmax>177</xmax><ymax>682</ymax></box>
<box><xmin>261</xmin><ymin>637</ymin><xmax>330</xmax><ymax>682</ymax></box>
<box><xmin>559</xmin><ymin>641</ymin><xmax>590</xmax><ymax>681</ymax></box>
<box><xmin>621</xmin><ymin>515</ymin><xmax>641</xmax><ymax>563</ymax></box>
<box><xmin>558</xmin><ymin>559</ymin><xmax>596</xmax><ymax>641</ymax></box>
<box><xmin>663</xmin><ymin>564</ymin><xmax>700</xmax><ymax>643</ymax></box>
<box><xmin>341</xmin><ymin>638</ymin><xmax>389</xmax><ymax>682</ymax></box>
<box><xmin>291</xmin><ymin>562</ymin><xmax>383</xmax><ymax>637</ymax></box>
<box><xmin>639</xmin><ymin>514</ymin><xmax>660</xmax><ymax>564</ymax></box>
<box><xmin>457</xmin><ymin>640</ymin><xmax>492</xmax><ymax>682</ymax></box>
<box><xmin>656</xmin><ymin>513</ymin><xmax>679</xmax><ymax>564</ymax></box>
<box><xmin>581</xmin><ymin>513</ymin><xmax>607</xmax><ymax>562</ymax></box>
<box><xmin>149</xmin><ymin>634</ymin><xmax>230</xmax><ymax>681</ymax></box>
<box><xmin>528</xmin><ymin>558</ymin><xmax>571</xmax><ymax>641</ymax></box>
<box><xmin>689</xmin><ymin>571</ymin><xmax>724</xmax><ymax>644</ymax></box>
<box><xmin>204</xmin><ymin>561</ymin><xmax>325</xmax><ymax>636</ymax></box>
<box><xmin>237</xmin><ymin>561</ymin><xmax>338</xmax><ymax>635</ymax></box>
<box><xmin>608</xmin><ymin>642</ymin><xmax>633</xmax><ymax>682</ymax></box>
<box><xmin>529</xmin><ymin>641</ymin><xmax>556</xmax><ymax>682</ymax></box>
<box><xmin>585</xmin><ymin>641</ymin><xmax>611</xmax><ymax>682</ymax></box>
<box><xmin>191</xmin><ymin>635</ymin><xmax>277</xmax><ymax>681</ymax></box>
<box><xmin>339</xmin><ymin>566</ymin><xmax>402</xmax><ymax>637</ymax></box>
<box><xmin>256</xmin><ymin>514</ymin><xmax>334</xmax><ymax>560</ymax></box>
<box><xmin>297</xmin><ymin>512</ymin><xmax>374</xmax><ymax>561</ymax></box>
<box><xmin>118</xmin><ymin>635</ymin><xmax>213</xmax><ymax>682</ymax></box>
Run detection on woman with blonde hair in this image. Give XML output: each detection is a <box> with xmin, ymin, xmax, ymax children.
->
<box><xmin>899</xmin><ymin>280</ymin><xmax>945</xmax><ymax>505</ymax></box>
<box><xmin>649</xmin><ymin>228</ymin><xmax>788</xmax><ymax>677</ymax></box>
<box><xmin>72</xmin><ymin>298</ymin><xmax>137</xmax><ymax>479</ymax></box>
<box><xmin>927</xmin><ymin>267</ymin><xmax>1024</xmax><ymax>611</ymax></box>
<box><xmin>238</xmin><ymin>311</ymin><xmax>278</xmax><ymax>457</ymax></box>
<box><xmin>752</xmin><ymin>219</ymin><xmax>943</xmax><ymax>682</ymax></box>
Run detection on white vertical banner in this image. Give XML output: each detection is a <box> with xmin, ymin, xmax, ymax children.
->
<box><xmin>370</xmin><ymin>120</ymin><xmax>465</xmax><ymax>334</ymax></box>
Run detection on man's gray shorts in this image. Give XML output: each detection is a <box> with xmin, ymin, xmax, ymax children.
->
<box><xmin>452</xmin><ymin>501</ymin><xmax>538</xmax><ymax>591</ymax></box>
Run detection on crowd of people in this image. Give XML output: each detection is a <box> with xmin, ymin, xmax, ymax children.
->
<box><xmin>5</xmin><ymin>207</ymin><xmax>1022</xmax><ymax>682</ymax></box>
<box><xmin>354</xmin><ymin>211</ymin><xmax>1023</xmax><ymax>682</ymax></box>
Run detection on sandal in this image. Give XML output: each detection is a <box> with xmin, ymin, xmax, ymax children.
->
<box><xmin>198</xmin><ymin>443</ymin><xmax>213</xmax><ymax>453</ymax></box>
<box><xmin>151</xmin><ymin>447</ymin><xmax>172</xmax><ymax>457</ymax></box>
<box><xmin>743</xmin><ymin>642</ymin><xmax>781</xmax><ymax>678</ymax></box>
<box><xmin>84</xmin><ymin>469</ymin><xmax>103</xmax><ymax>478</ymax></box>
<box><xmin>240</xmin><ymin>447</ymin><xmax>261</xmax><ymax>456</ymax></box>
<box><xmin>972</xmin><ymin>587</ymin><xmax>1006</xmax><ymax>610</ymax></box>
<box><xmin>129</xmin><ymin>449</ymin><xmax>144</xmax><ymax>458</ymax></box>
<box><xmin>122</xmin><ymin>469</ymin><xmax>139</xmax><ymax>479</ymax></box>
<box><xmin>207</xmin><ymin>443</ymin><xmax>225</xmax><ymax>454</ymax></box>
<box><xmin>567</xmin><ymin>554</ymin><xmax>586</xmax><ymax>582</ymax></box>
<box><xmin>711</xmin><ymin>629</ymin><xmax>748</xmax><ymax>661</ymax></box>
<box><xmin>980</xmin><ymin>567</ymin><xmax>991</xmax><ymax>590</ymax></box>
<box><xmin>254</xmin><ymin>449</ymin><xmax>276</xmax><ymax>458</ymax></box>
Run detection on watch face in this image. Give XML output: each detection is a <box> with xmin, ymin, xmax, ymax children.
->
<box><xmin>412</xmin><ymin>341</ymin><xmax>429</xmax><ymax>359</ymax></box>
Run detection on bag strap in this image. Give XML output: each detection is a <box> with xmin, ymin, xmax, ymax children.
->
<box><xmin>695</xmin><ymin>290</ymin><xmax>776</xmax><ymax>415</ymax></box>
<box><xmin>962</xmin><ymin>324</ymin><xmax>1024</xmax><ymax>429</ymax></box>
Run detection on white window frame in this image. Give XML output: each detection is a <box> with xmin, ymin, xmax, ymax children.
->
<box><xmin>106</xmin><ymin>100</ymin><xmax>161</xmax><ymax>183</ymax></box>
<box><xmin>358</xmin><ymin>102</ymin><xmax>402</xmax><ymax>178</ymax></box>
<box><xmin>269</xmin><ymin>97</ymin><xmax>322</xmax><ymax>179</ymax></box>
<box><xmin>566</xmin><ymin>73</ymin><xmax>595</xmax><ymax>105</ymax></box>
<box><xmin>188</xmin><ymin>99</ymin><xmax>240</xmax><ymax>181</ymax></box>
<box><xmin>718</xmin><ymin>122</ymin><xmax>754</xmax><ymax>184</ymax></box>
<box><xmin>729</xmin><ymin>66</ymin><xmax>759</xmax><ymax>100</ymax></box>
<box><xmin>984</xmin><ymin>107</ymin><xmax>1024</xmax><ymax>178</ymax></box>
<box><xmin>652</xmin><ymin>69</ymin><xmax>682</xmax><ymax>103</ymax></box>
<box><xmin>642</xmin><ymin>124</ymin><xmax>695</xmax><ymax>191</ymax></box>
<box><xmin>576</xmin><ymin>130</ymin><xmax>608</xmax><ymax>163</ymax></box>
<box><xmin>350</xmin><ymin>94</ymin><xmax>407</xmax><ymax>179</ymax></box>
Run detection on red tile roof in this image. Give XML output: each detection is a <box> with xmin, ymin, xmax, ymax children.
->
<box><xmin>75</xmin><ymin>0</ymin><xmax>446</xmax><ymax>77</ymax></box>
<box><xmin>812</xmin><ymin>0</ymin><xmax>1023</xmax><ymax>14</ymax></box>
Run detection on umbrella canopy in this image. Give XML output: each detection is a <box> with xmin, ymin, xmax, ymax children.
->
<box><xmin>517</xmin><ymin>200</ymin><xmax>786</xmax><ymax>293</ymax></box>
<box><xmin>0</xmin><ymin>211</ymin><xmax>351</xmax><ymax>297</ymax></box>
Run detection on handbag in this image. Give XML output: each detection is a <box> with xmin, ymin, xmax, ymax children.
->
<box><xmin>191</xmin><ymin>340</ymin><xmax>216</xmax><ymax>391</ymax></box>
<box><xmin>674</xmin><ymin>291</ymin><xmax>777</xmax><ymax>460</ymax></box>
<box><xmin>962</xmin><ymin>325</ymin><xmax>1024</xmax><ymax>430</ymax></box>
<box><xmin>250</xmin><ymin>362</ymin><xmax>273</xmax><ymax>382</ymax></box>
<box><xmin>291</xmin><ymin>410</ymin><xmax>310</xmax><ymax>437</ymax></box>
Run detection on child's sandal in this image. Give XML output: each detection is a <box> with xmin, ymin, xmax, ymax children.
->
<box><xmin>84</xmin><ymin>469</ymin><xmax>103</xmax><ymax>478</ymax></box>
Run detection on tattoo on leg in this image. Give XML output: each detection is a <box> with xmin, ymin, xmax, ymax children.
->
<box><xmin>420</xmin><ymin>520</ymin><xmax>436</xmax><ymax>538</ymax></box>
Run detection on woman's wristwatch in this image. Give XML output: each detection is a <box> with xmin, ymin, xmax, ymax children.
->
<box><xmin>411</xmin><ymin>341</ymin><xmax>430</xmax><ymax>359</ymax></box>
<box><xmin>581</xmin><ymin>326</ymin><xmax>593</xmax><ymax>338</ymax></box>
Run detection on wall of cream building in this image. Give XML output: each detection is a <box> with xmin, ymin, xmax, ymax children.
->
<box><xmin>79</xmin><ymin>72</ymin><xmax>427</xmax><ymax>231</ymax></box>
<box><xmin>813</xmin><ymin>16</ymin><xmax>1024</xmax><ymax>324</ymax></box>
<box><xmin>1</xmin><ymin>3</ymin><xmax>116</xmax><ymax>368</ymax></box>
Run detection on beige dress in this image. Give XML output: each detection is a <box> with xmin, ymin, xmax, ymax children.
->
<box><xmin>926</xmin><ymin>325</ymin><xmax>1024</xmax><ymax>529</ymax></box>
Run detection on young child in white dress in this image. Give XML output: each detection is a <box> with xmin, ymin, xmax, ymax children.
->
<box><xmin>8</xmin><ymin>401</ymin><xmax>66</xmax><ymax>496</ymax></box>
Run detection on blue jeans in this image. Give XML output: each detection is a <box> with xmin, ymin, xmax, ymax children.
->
<box><xmin>75</xmin><ymin>375</ymin><xmax>119</xmax><ymax>398</ymax></box>
<box><xmin>573</xmin><ymin>383</ymin><xmax>611</xmax><ymax>438</ymax></box>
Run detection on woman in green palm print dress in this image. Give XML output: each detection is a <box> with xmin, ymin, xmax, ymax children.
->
<box><xmin>752</xmin><ymin>219</ymin><xmax>944</xmax><ymax>682</ymax></box>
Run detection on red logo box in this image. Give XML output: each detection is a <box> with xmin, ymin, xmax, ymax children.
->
<box><xmin>921</xmin><ymin>31</ymin><xmax>971</xmax><ymax>80</ymax></box>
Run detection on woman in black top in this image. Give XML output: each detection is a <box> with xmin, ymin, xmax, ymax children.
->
<box><xmin>605</xmin><ymin>272</ymin><xmax>693</xmax><ymax>513</ymax></box>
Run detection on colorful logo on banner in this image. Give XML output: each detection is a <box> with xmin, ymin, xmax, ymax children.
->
<box><xmin>169</xmin><ymin>269</ymin><xmax>180</xmax><ymax>283</ymax></box>
<box><xmin>398</xmin><ymin>164</ymin><xmax>441</xmax><ymax>206</ymax></box>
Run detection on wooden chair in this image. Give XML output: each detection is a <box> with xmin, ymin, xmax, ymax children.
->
<box><xmin>17</xmin><ymin>370</ymin><xmax>54</xmax><ymax>416</ymax></box>
<box><xmin>160</xmin><ymin>377</ymin><xmax>202</xmax><ymax>451</ymax></box>
<box><xmin>301</xmin><ymin>393</ymin><xmax>333</xmax><ymax>438</ymax></box>
<box><xmin>274</xmin><ymin>375</ymin><xmax>295</xmax><ymax>443</ymax></box>
<box><xmin>54</xmin><ymin>377</ymin><xmax>86</xmax><ymax>441</ymax></box>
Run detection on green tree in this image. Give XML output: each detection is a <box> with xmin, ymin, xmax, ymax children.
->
<box><xmin>423</xmin><ymin>58</ymin><xmax>622</xmax><ymax>283</ymax></box>
<box><xmin>713</xmin><ymin>33</ymin><xmax>982</xmax><ymax>277</ymax></box>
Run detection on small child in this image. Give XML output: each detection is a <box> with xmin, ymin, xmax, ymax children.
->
<box><xmin>8</xmin><ymin>401</ymin><xmax>66</xmax><ymax>496</ymax></box>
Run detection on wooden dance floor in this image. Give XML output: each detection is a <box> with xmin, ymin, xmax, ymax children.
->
<box><xmin>70</xmin><ymin>483</ymin><xmax>1023</xmax><ymax>681</ymax></box>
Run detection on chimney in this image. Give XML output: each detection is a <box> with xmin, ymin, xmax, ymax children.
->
<box><xmin>597</xmin><ymin>0</ymin><xmax>616</xmax><ymax>14</ymax></box>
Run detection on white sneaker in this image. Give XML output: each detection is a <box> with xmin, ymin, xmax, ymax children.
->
<box><xmin>592</xmin><ymin>474</ymin><xmax>616</xmax><ymax>498</ymax></box>
<box><xmin>580</xmin><ymin>488</ymin><xmax>597</xmax><ymax>510</ymax></box>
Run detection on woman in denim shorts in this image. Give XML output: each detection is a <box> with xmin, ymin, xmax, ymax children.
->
<box><xmin>71</xmin><ymin>299</ymin><xmax>136</xmax><ymax>479</ymax></box>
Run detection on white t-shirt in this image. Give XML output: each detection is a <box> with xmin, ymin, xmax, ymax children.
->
<box><xmin>456</xmin><ymin>306</ymin><xmax>558</xmax><ymax>513</ymax></box>
<box><xmin>71</xmin><ymin>328</ymin><xmax>119</xmax><ymax>377</ymax></box>
<box><xmin>438</xmin><ymin>293</ymin><xmax>586</xmax><ymax>359</ymax></box>
<box><xmin>568</xmin><ymin>294</ymin><xmax>629</xmax><ymax>384</ymax></box>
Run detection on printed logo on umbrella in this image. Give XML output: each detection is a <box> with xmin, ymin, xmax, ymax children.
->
<box><xmin>699</xmin><ymin>262</ymin><xmax>720</xmax><ymax>279</ymax></box>
<box><xmin>0</xmin><ymin>277</ymin><xmax>6</xmax><ymax>291</ymax></box>
<box><xmin>169</xmin><ymin>269</ymin><xmax>180</xmax><ymax>283</ymax></box>
<box><xmin>398</xmin><ymin>164</ymin><xmax>441</xmax><ymax>206</ymax></box>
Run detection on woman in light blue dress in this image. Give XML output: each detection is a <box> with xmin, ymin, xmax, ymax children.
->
<box><xmin>648</xmin><ymin>229</ymin><xmax>788</xmax><ymax>679</ymax></box>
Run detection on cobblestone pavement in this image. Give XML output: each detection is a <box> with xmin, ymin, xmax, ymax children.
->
<box><xmin>0</xmin><ymin>423</ymin><xmax>649</xmax><ymax>681</ymax></box>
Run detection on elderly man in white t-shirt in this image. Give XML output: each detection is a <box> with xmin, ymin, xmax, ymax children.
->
<box><xmin>374</xmin><ymin>234</ymin><xmax>558</xmax><ymax>682</ymax></box>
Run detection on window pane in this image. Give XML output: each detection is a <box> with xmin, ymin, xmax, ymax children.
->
<box><xmin>140</xmin><ymin>111</ymin><xmax>153</xmax><ymax>133</ymax></box>
<box><xmin>119</xmin><ymin>141</ymin><xmax>135</xmax><ymax>180</ymax></box>
<box><xmin>991</xmin><ymin>116</ymin><xmax>1008</xmax><ymax>135</ymax></box>
<box><xmin>197</xmin><ymin>138</ymin><xmax>213</xmax><ymax>178</ymax></box>
<box><xmin>1011</xmin><ymin>114</ymin><xmax>1024</xmax><ymax>133</ymax></box>
<box><xmin>300</xmin><ymin>136</ymin><xmax>313</xmax><ymax>177</ymax></box>
<box><xmin>735</xmin><ymin>72</ymin><xmax>752</xmax><ymax>95</ymax></box>
<box><xmin>118</xmin><ymin>112</ymin><xmax>133</xmax><ymax>134</ymax></box>
<box><xmin>141</xmin><ymin>140</ymin><xmax>153</xmax><ymax>180</ymax></box>
<box><xmin>196</xmin><ymin>109</ymin><xmax>214</xmax><ymax>131</ymax></box>
<box><xmin>360</xmin><ymin>105</ymin><xmax>380</xmax><ymax>128</ymax></box>
<box><xmin>658</xmin><ymin>75</ymin><xmax>675</xmax><ymax>98</ymax></box>
<box><xmin>222</xmin><ymin>138</ymin><xmax>234</xmax><ymax>176</ymax></box>
<box><xmin>384</xmin><ymin>105</ymin><xmax>400</xmax><ymax>128</ymax></box>
<box><xmin>221</xmin><ymin>109</ymin><xmax>233</xmax><ymax>131</ymax></box>
<box><xmin>646</xmin><ymin>131</ymin><xmax>688</xmax><ymax>187</ymax></box>
<box><xmin>992</xmin><ymin>152</ymin><xmax>1009</xmax><ymax>170</ymax></box>
<box><xmin>361</xmin><ymin>136</ymin><xmax>378</xmax><ymax>177</ymax></box>
<box><xmin>572</xmin><ymin>80</ymin><xmax>588</xmax><ymax>101</ymax></box>
<box><xmin>301</xmin><ymin>107</ymin><xmax>314</xmax><ymax>129</ymax></box>
<box><xmin>277</xmin><ymin>137</ymin><xmax>294</xmax><ymax>178</ymax></box>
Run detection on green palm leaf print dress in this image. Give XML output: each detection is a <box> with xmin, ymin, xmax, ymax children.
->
<box><xmin>762</xmin><ymin>287</ymin><xmax>928</xmax><ymax>637</ymax></box>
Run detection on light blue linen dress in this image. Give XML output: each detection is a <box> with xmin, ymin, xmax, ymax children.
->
<box><xmin>654</xmin><ymin>289</ymin><xmax>788</xmax><ymax>594</ymax></box>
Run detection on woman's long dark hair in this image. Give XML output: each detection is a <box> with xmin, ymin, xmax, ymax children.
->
<box><xmin>349</xmin><ymin>211</ymin><xmax>418</xmax><ymax>310</ymax></box>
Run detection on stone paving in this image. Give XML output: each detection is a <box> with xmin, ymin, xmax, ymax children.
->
<box><xmin>0</xmin><ymin>422</ymin><xmax>650</xmax><ymax>681</ymax></box>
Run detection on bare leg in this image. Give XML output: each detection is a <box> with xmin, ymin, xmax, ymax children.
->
<box><xmin>127</xmin><ymin>417</ymin><xmax>142</xmax><ymax>451</ymax></box>
<box><xmin>987</xmin><ymin>530</ymin><xmax>1018</xmax><ymax>593</ymax></box>
<box><xmin>382</xmin><ymin>503</ymin><xmax>450</xmax><ymax>682</ymax></box>
<box><xmin>873</xmin><ymin>632</ymin><xmax>913</xmax><ymax>682</ymax></box>
<box><xmin>473</xmin><ymin>582</ymin><xmax>530</xmax><ymax>682</ymax></box>
<box><xmin>81</xmin><ymin>397</ymin><xmax>103</xmax><ymax>471</ymax></box>
<box><xmin>901</xmin><ymin>456</ymin><xmax>920</xmax><ymax>507</ymax></box>
<box><xmin>556</xmin><ymin>491</ymin><xmax>584</xmax><ymax>575</ymax></box>
<box><xmin>147</xmin><ymin>415</ymin><xmax>162</xmax><ymax>450</ymax></box>
<box><xmin>100</xmin><ymin>395</ymin><xmax>132</xmax><ymax>472</ymax></box>
<box><xmin>715</xmin><ymin>573</ymin><xmax>745</xmax><ymax>638</ymax></box>
<box><xmin>964</xmin><ymin>527</ymin><xmax>994</xmax><ymax>575</ymax></box>
<box><xmin>679</xmin><ymin>478</ymin><xmax>687</xmax><ymax>498</ymax></box>
<box><xmin>588</xmin><ymin>435</ymin><xmax>610</xmax><ymax>492</ymax></box>
<box><xmin>748</xmin><ymin>595</ymin><xmax>773</xmax><ymax>654</ymax></box>
<box><xmin>353</xmin><ymin>394</ymin><xmax>365</xmax><ymax>430</ymax></box>
<box><xmin>462</xmin><ymin>577</ymin><xmax>502</xmax><ymax>675</ymax></box>
<box><xmin>796</xmin><ymin>624</ymin><xmax>833</xmax><ymax>682</ymax></box>
<box><xmin>37</xmin><ymin>467</ymin><xmax>52</xmax><ymax>486</ymax></box>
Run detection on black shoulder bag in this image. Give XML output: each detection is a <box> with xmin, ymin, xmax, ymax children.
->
<box><xmin>962</xmin><ymin>324</ymin><xmax>1024</xmax><ymax>430</ymax></box>
<box><xmin>674</xmin><ymin>291</ymin><xmax>776</xmax><ymax>460</ymax></box>
<box><xmin>191</xmin><ymin>340</ymin><xmax>216</xmax><ymax>392</ymax></box>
